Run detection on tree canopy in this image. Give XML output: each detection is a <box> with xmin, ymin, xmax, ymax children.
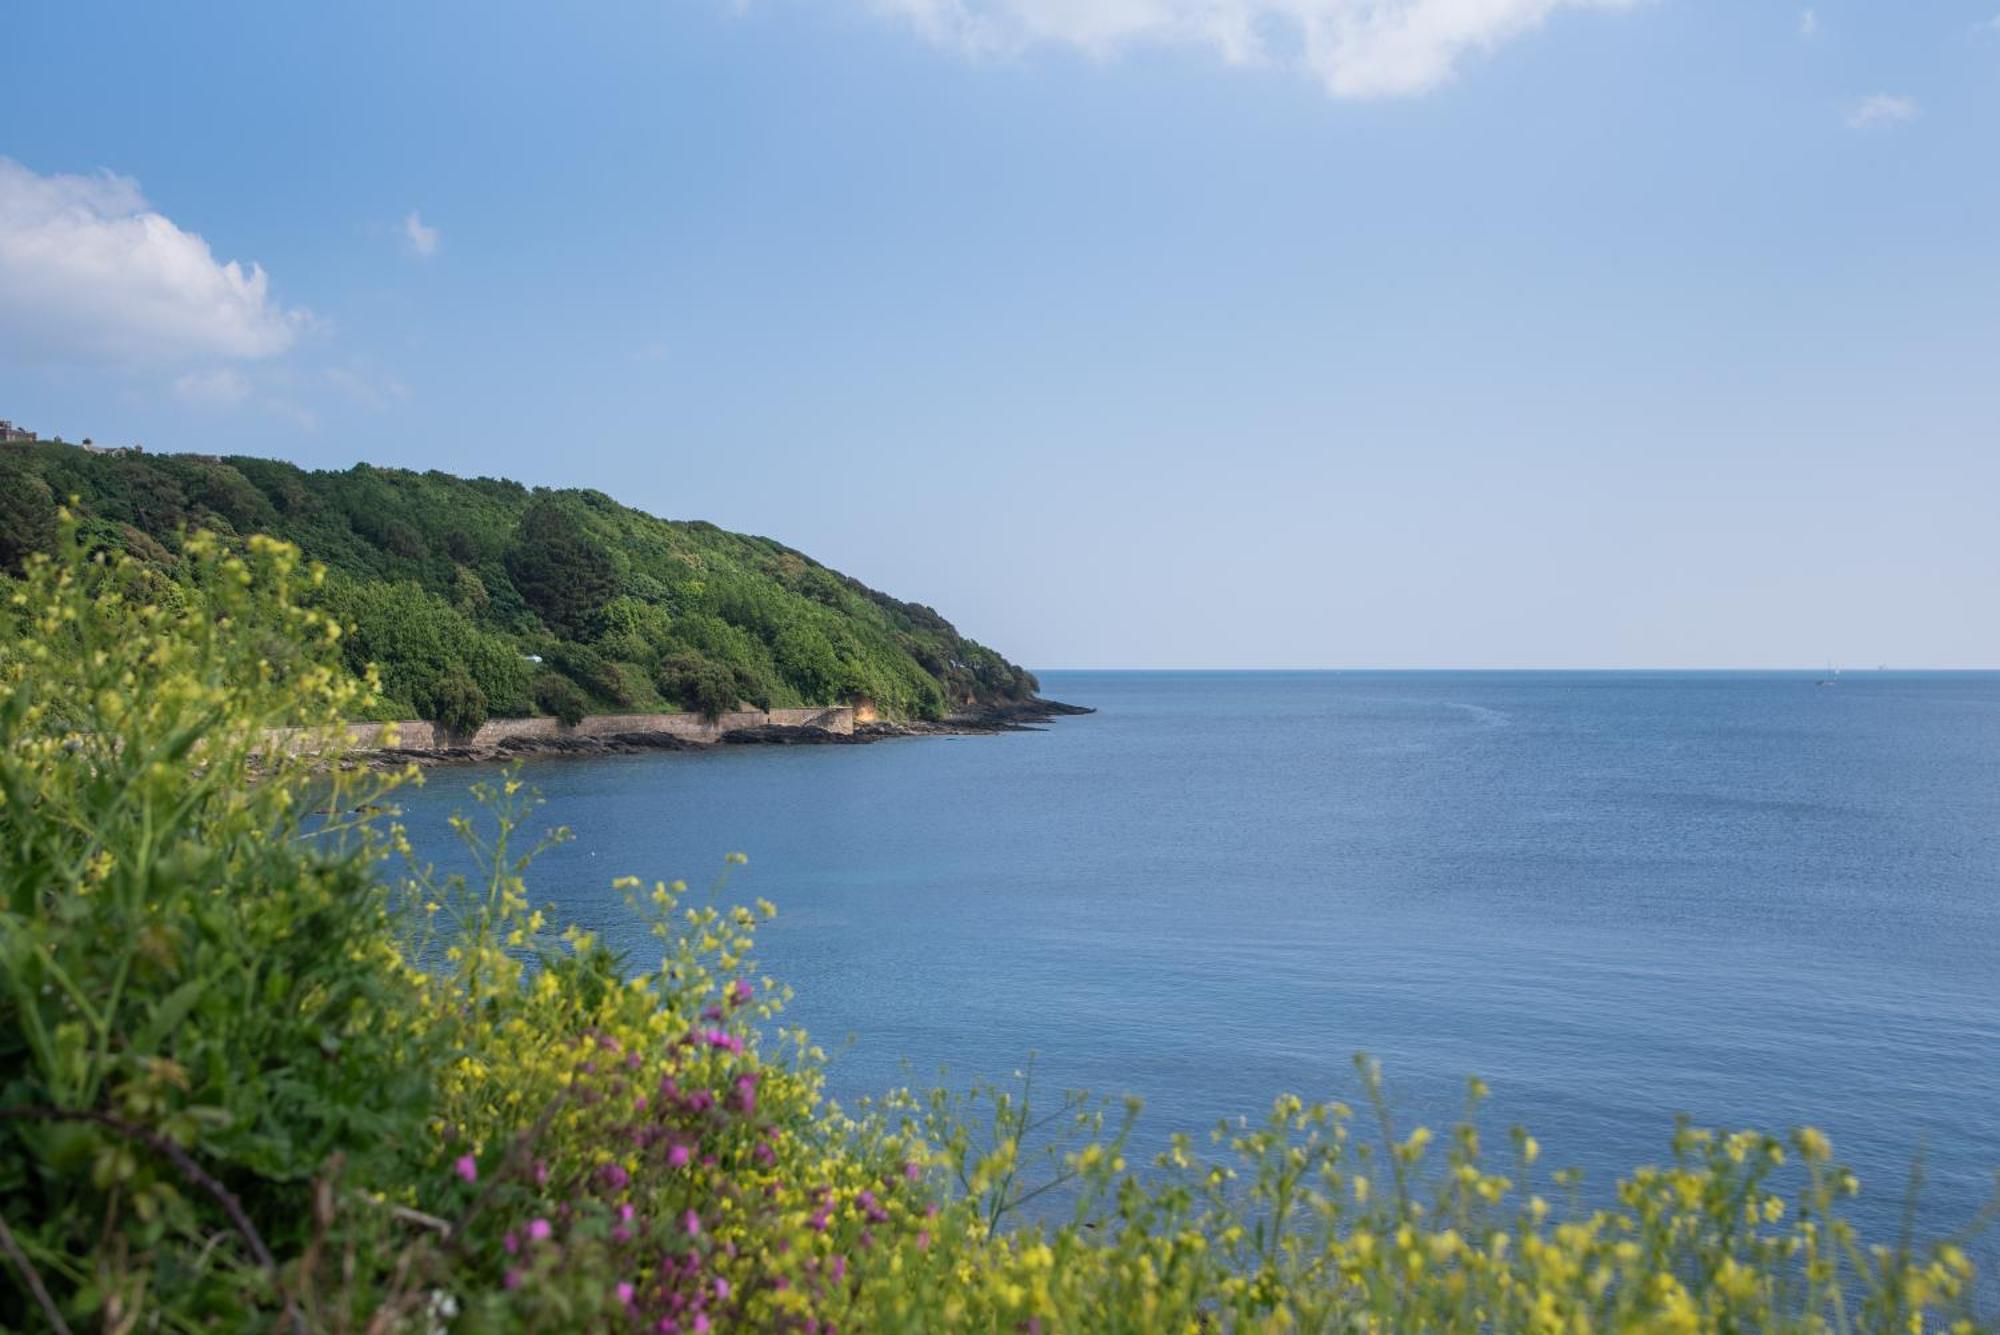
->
<box><xmin>0</xmin><ymin>443</ymin><xmax>1040</xmax><ymax>727</ymax></box>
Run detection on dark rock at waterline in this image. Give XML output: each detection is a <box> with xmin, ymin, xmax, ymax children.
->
<box><xmin>718</xmin><ymin>725</ymin><xmax>868</xmax><ymax>747</ymax></box>
<box><xmin>955</xmin><ymin>698</ymin><xmax>1095</xmax><ymax>724</ymax></box>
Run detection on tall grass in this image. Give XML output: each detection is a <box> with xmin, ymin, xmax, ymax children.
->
<box><xmin>0</xmin><ymin>526</ymin><xmax>1989</xmax><ymax>1331</ymax></box>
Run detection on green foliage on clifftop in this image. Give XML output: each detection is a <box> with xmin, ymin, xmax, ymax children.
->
<box><xmin>0</xmin><ymin>442</ymin><xmax>1039</xmax><ymax>728</ymax></box>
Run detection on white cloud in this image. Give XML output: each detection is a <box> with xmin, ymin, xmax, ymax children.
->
<box><xmin>401</xmin><ymin>210</ymin><xmax>440</xmax><ymax>258</ymax></box>
<box><xmin>173</xmin><ymin>367</ymin><xmax>252</xmax><ymax>410</ymax></box>
<box><xmin>0</xmin><ymin>156</ymin><xmax>306</xmax><ymax>365</ymax></box>
<box><xmin>865</xmin><ymin>0</ymin><xmax>1644</xmax><ymax>98</ymax></box>
<box><xmin>1797</xmin><ymin>8</ymin><xmax>1818</xmax><ymax>38</ymax></box>
<box><xmin>1845</xmin><ymin>93</ymin><xmax>1918</xmax><ymax>130</ymax></box>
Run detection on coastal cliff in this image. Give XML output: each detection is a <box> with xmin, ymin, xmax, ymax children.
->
<box><xmin>0</xmin><ymin>441</ymin><xmax>1073</xmax><ymax>732</ymax></box>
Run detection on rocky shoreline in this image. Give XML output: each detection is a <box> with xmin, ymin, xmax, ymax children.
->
<box><xmin>373</xmin><ymin>698</ymin><xmax>1093</xmax><ymax>767</ymax></box>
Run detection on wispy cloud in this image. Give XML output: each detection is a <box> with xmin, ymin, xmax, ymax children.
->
<box><xmin>0</xmin><ymin>156</ymin><xmax>307</xmax><ymax>365</ymax></box>
<box><xmin>401</xmin><ymin>210</ymin><xmax>440</xmax><ymax>258</ymax></box>
<box><xmin>866</xmin><ymin>0</ymin><xmax>1644</xmax><ymax>99</ymax></box>
<box><xmin>1797</xmin><ymin>9</ymin><xmax>1818</xmax><ymax>39</ymax></box>
<box><xmin>1845</xmin><ymin>94</ymin><xmax>1918</xmax><ymax>130</ymax></box>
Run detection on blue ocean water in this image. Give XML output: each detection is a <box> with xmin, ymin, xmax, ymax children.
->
<box><xmin>394</xmin><ymin>671</ymin><xmax>2000</xmax><ymax>1255</ymax></box>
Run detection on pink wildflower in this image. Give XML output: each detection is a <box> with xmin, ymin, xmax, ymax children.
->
<box><xmin>504</xmin><ymin>1268</ymin><xmax>524</xmax><ymax>1290</ymax></box>
<box><xmin>692</xmin><ymin>1317</ymin><xmax>711</xmax><ymax>1334</ymax></box>
<box><xmin>503</xmin><ymin>1230</ymin><xmax>519</xmax><ymax>1255</ymax></box>
<box><xmin>730</xmin><ymin>980</ymin><xmax>753</xmax><ymax>1006</ymax></box>
<box><xmin>668</xmin><ymin>1144</ymin><xmax>692</xmax><ymax>1169</ymax></box>
<box><xmin>904</xmin><ymin>1160</ymin><xmax>922</xmax><ymax>1183</ymax></box>
<box><xmin>528</xmin><ymin>1218</ymin><xmax>552</xmax><ymax>1242</ymax></box>
<box><xmin>617</xmin><ymin>1282</ymin><xmax>636</xmax><ymax>1308</ymax></box>
<box><xmin>683</xmin><ymin>1209</ymin><xmax>702</xmax><ymax>1237</ymax></box>
<box><xmin>715</xmin><ymin>1278</ymin><xmax>731</xmax><ymax>1301</ymax></box>
<box><xmin>620</xmin><ymin>1203</ymin><xmax>636</xmax><ymax>1224</ymax></box>
<box><xmin>453</xmin><ymin>1153</ymin><xmax>478</xmax><ymax>1184</ymax></box>
<box><xmin>917</xmin><ymin>1230</ymin><xmax>931</xmax><ymax>1251</ymax></box>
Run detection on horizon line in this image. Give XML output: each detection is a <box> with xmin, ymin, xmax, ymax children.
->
<box><xmin>1028</xmin><ymin>666</ymin><xmax>2000</xmax><ymax>674</ymax></box>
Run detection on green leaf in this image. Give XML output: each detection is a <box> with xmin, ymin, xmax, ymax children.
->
<box><xmin>136</xmin><ymin>976</ymin><xmax>207</xmax><ymax>1051</ymax></box>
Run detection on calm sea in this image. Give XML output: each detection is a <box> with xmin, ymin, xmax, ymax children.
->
<box><xmin>395</xmin><ymin>671</ymin><xmax>2000</xmax><ymax>1257</ymax></box>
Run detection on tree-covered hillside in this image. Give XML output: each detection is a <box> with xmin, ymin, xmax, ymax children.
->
<box><xmin>0</xmin><ymin>443</ymin><xmax>1040</xmax><ymax>730</ymax></box>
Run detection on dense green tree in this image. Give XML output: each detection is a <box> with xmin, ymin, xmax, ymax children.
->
<box><xmin>0</xmin><ymin>457</ymin><xmax>57</xmax><ymax>572</ymax></box>
<box><xmin>657</xmin><ymin>651</ymin><xmax>758</xmax><ymax>720</ymax></box>
<box><xmin>505</xmin><ymin>496</ymin><xmax>617</xmax><ymax>635</ymax></box>
<box><xmin>430</xmin><ymin>663</ymin><xmax>489</xmax><ymax>736</ymax></box>
<box><xmin>534</xmin><ymin>671</ymin><xmax>589</xmax><ymax>726</ymax></box>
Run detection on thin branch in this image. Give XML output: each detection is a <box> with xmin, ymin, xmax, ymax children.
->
<box><xmin>0</xmin><ymin>1105</ymin><xmax>302</xmax><ymax>1333</ymax></box>
<box><xmin>0</xmin><ymin>1209</ymin><xmax>72</xmax><ymax>1335</ymax></box>
<box><xmin>384</xmin><ymin>1204</ymin><xmax>452</xmax><ymax>1234</ymax></box>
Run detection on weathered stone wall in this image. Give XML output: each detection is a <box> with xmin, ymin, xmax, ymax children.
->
<box><xmin>276</xmin><ymin>706</ymin><xmax>855</xmax><ymax>756</ymax></box>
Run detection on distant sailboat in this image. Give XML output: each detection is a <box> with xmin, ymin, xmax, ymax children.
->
<box><xmin>1816</xmin><ymin>663</ymin><xmax>1840</xmax><ymax>687</ymax></box>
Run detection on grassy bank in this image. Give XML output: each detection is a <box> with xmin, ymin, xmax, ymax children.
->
<box><xmin>0</xmin><ymin>530</ymin><xmax>1989</xmax><ymax>1331</ymax></box>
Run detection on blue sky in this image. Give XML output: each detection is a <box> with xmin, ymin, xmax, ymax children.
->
<box><xmin>3</xmin><ymin>1</ymin><xmax>1996</xmax><ymax>668</ymax></box>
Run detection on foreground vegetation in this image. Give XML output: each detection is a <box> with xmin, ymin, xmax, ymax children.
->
<box><xmin>0</xmin><ymin>529</ymin><xmax>1991</xmax><ymax>1331</ymax></box>
<box><xmin>0</xmin><ymin>443</ymin><xmax>1039</xmax><ymax>730</ymax></box>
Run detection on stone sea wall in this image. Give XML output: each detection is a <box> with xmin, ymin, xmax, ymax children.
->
<box><xmin>271</xmin><ymin>706</ymin><xmax>856</xmax><ymax>757</ymax></box>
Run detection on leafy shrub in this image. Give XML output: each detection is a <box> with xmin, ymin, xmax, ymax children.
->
<box><xmin>431</xmin><ymin>662</ymin><xmax>489</xmax><ymax>736</ymax></box>
<box><xmin>1</xmin><ymin>528</ymin><xmax>1987</xmax><ymax>1332</ymax></box>
<box><xmin>442</xmin><ymin>528</ymin><xmax>480</xmax><ymax>563</ymax></box>
<box><xmin>548</xmin><ymin>641</ymin><xmax>634</xmax><ymax>709</ymax></box>
<box><xmin>180</xmin><ymin>460</ymin><xmax>275</xmax><ymax>534</ymax></box>
<box><xmin>534</xmin><ymin>671</ymin><xmax>589</xmax><ymax>727</ymax></box>
<box><xmin>452</xmin><ymin>563</ymin><xmax>490</xmax><ymax>615</ymax></box>
<box><xmin>773</xmin><ymin>620</ymin><xmax>841</xmax><ymax>699</ymax></box>
<box><xmin>656</xmin><ymin>649</ymin><xmax>757</xmax><ymax>719</ymax></box>
<box><xmin>0</xmin><ymin>529</ymin><xmax>434</xmax><ymax>1326</ymax></box>
<box><xmin>593</xmin><ymin>593</ymin><xmax>671</xmax><ymax>645</ymax></box>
